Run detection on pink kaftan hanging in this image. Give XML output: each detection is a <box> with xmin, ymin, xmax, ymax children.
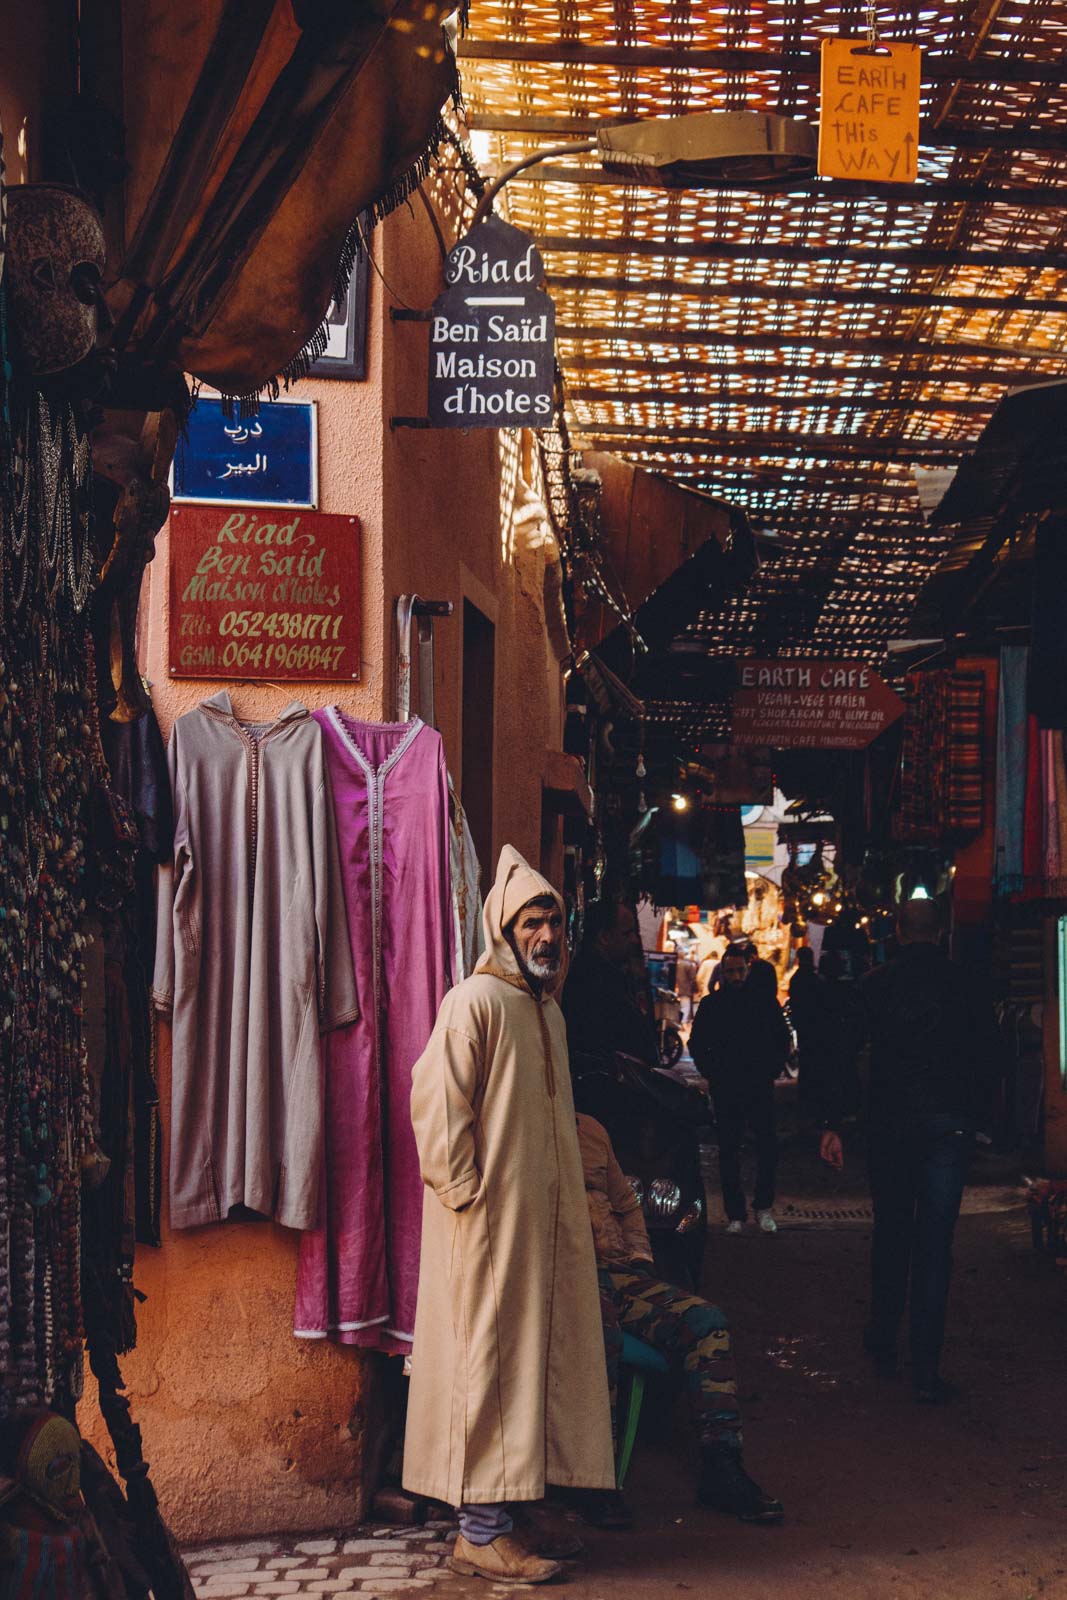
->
<box><xmin>294</xmin><ymin>710</ymin><xmax>452</xmax><ymax>1352</ymax></box>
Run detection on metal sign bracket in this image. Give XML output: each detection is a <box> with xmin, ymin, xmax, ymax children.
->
<box><xmin>396</xmin><ymin>595</ymin><xmax>453</xmax><ymax>725</ymax></box>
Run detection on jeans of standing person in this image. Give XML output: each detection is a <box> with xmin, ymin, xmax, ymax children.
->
<box><xmin>866</xmin><ymin>1115</ymin><xmax>973</xmax><ymax>1382</ymax></box>
<box><xmin>714</xmin><ymin>1083</ymin><xmax>777</xmax><ymax>1222</ymax></box>
<box><xmin>458</xmin><ymin>1504</ymin><xmax>514</xmax><ymax>1546</ymax></box>
<box><xmin>598</xmin><ymin>1264</ymin><xmax>743</xmax><ymax>1453</ymax></box>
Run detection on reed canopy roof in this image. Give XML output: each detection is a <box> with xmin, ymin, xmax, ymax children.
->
<box><xmin>457</xmin><ymin>1</ymin><xmax>1067</xmax><ymax>740</ymax></box>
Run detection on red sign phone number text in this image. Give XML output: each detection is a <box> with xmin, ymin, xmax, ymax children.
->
<box><xmin>178</xmin><ymin>640</ymin><xmax>347</xmax><ymax>672</ymax></box>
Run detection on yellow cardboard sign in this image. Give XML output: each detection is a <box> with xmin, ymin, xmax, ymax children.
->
<box><xmin>818</xmin><ymin>38</ymin><xmax>922</xmax><ymax>183</ymax></box>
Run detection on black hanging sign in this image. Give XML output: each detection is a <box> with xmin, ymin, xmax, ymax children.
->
<box><xmin>427</xmin><ymin>214</ymin><xmax>555</xmax><ymax>428</ymax></box>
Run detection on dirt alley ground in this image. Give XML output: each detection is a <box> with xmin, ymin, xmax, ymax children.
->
<box><xmin>187</xmin><ymin>1126</ymin><xmax>1067</xmax><ymax>1600</ymax></box>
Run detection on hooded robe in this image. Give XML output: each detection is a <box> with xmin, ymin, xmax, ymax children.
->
<box><xmin>402</xmin><ymin>847</ymin><xmax>615</xmax><ymax>1506</ymax></box>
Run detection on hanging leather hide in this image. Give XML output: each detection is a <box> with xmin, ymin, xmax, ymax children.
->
<box><xmin>106</xmin><ymin>0</ymin><xmax>458</xmax><ymax>403</ymax></box>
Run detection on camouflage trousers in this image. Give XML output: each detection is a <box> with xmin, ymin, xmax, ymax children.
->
<box><xmin>598</xmin><ymin>1264</ymin><xmax>743</xmax><ymax>1452</ymax></box>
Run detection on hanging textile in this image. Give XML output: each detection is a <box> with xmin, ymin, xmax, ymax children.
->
<box><xmin>294</xmin><ymin>710</ymin><xmax>453</xmax><ymax>1354</ymax></box>
<box><xmin>945</xmin><ymin>672</ymin><xmax>985</xmax><ymax>834</ymax></box>
<box><xmin>1028</xmin><ymin>513</ymin><xmax>1067</xmax><ymax>730</ymax></box>
<box><xmin>100</xmin><ymin>708</ymin><xmax>175</xmax><ymax>1249</ymax></box>
<box><xmin>994</xmin><ymin>646</ymin><xmax>1029</xmax><ymax>895</ymax></box>
<box><xmin>449</xmin><ymin>781</ymin><xmax>484</xmax><ymax>982</ymax></box>
<box><xmin>898</xmin><ymin>671</ymin><xmax>947</xmax><ymax>843</ymax></box>
<box><xmin>898</xmin><ymin>669</ymin><xmax>986</xmax><ymax>845</ymax></box>
<box><xmin>106</xmin><ymin>0</ymin><xmax>461</xmax><ymax>409</ymax></box>
<box><xmin>952</xmin><ymin>656</ymin><xmax>998</xmax><ymax>937</ymax></box>
<box><xmin>153</xmin><ymin>692</ymin><xmax>358</xmax><ymax>1231</ymax></box>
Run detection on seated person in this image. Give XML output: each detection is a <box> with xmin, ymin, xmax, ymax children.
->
<box><xmin>577</xmin><ymin>1112</ymin><xmax>783</xmax><ymax>1524</ymax></box>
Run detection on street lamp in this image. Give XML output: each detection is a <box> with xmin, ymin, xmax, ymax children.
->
<box><xmin>471</xmin><ymin>109</ymin><xmax>818</xmax><ymax>226</ymax></box>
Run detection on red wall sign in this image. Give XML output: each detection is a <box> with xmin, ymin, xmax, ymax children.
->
<box><xmin>168</xmin><ymin>505</ymin><xmax>361</xmax><ymax>681</ymax></box>
<box><xmin>731</xmin><ymin>658</ymin><xmax>904</xmax><ymax>750</ymax></box>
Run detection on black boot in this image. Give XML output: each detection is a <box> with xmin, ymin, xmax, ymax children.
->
<box><xmin>698</xmin><ymin>1446</ymin><xmax>784</xmax><ymax>1523</ymax></box>
<box><xmin>554</xmin><ymin>1486</ymin><xmax>634</xmax><ymax>1530</ymax></box>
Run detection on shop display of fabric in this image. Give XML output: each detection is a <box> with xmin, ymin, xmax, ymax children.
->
<box><xmin>100</xmin><ymin>708</ymin><xmax>174</xmax><ymax>1251</ymax></box>
<box><xmin>153</xmin><ymin>691</ymin><xmax>358</xmax><ymax>1231</ymax></box>
<box><xmin>946</xmin><ymin>672</ymin><xmax>985</xmax><ymax>833</ymax></box>
<box><xmin>897</xmin><ymin>669</ymin><xmax>985</xmax><ymax>844</ymax></box>
<box><xmin>1028</xmin><ymin>513</ymin><xmax>1067</xmax><ymax>730</ymax></box>
<box><xmin>994</xmin><ymin>645</ymin><xmax>1029</xmax><ymax>894</ymax></box>
<box><xmin>294</xmin><ymin>711</ymin><xmax>453</xmax><ymax>1355</ymax></box>
<box><xmin>897</xmin><ymin>671</ymin><xmax>947</xmax><ymax>843</ymax></box>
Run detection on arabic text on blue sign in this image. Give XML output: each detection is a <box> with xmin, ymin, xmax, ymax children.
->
<box><xmin>173</xmin><ymin>397</ymin><xmax>318</xmax><ymax>508</ymax></box>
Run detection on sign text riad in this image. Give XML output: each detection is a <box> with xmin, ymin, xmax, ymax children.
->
<box><xmin>428</xmin><ymin>215</ymin><xmax>555</xmax><ymax>428</ymax></box>
<box><xmin>168</xmin><ymin>506</ymin><xmax>361</xmax><ymax>682</ymax></box>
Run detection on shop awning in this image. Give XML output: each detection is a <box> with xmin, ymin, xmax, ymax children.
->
<box><xmin>102</xmin><ymin>0</ymin><xmax>460</xmax><ymax>406</ymax></box>
<box><xmin>911</xmin><ymin>378</ymin><xmax>1067</xmax><ymax>639</ymax></box>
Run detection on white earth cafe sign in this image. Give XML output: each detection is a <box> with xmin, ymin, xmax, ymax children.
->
<box><xmin>427</xmin><ymin>214</ymin><xmax>555</xmax><ymax>428</ymax></box>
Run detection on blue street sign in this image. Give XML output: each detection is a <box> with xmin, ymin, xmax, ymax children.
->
<box><xmin>172</xmin><ymin>396</ymin><xmax>318</xmax><ymax>508</ymax></box>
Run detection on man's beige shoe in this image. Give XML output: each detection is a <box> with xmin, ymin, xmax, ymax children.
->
<box><xmin>449</xmin><ymin>1532</ymin><xmax>564</xmax><ymax>1584</ymax></box>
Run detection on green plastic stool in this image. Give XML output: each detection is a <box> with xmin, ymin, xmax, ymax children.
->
<box><xmin>617</xmin><ymin>1332</ymin><xmax>670</xmax><ymax>1487</ymax></box>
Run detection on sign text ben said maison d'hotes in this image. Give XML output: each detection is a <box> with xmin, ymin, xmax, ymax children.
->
<box><xmin>427</xmin><ymin>214</ymin><xmax>555</xmax><ymax>428</ymax></box>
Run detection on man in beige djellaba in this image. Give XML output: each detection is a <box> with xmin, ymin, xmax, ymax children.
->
<box><xmin>403</xmin><ymin>846</ymin><xmax>616</xmax><ymax>1584</ymax></box>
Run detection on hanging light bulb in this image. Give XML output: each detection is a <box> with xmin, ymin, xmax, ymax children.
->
<box><xmin>671</xmin><ymin>793</ymin><xmax>690</xmax><ymax>813</ymax></box>
<box><xmin>812</xmin><ymin>890</ymin><xmax>827</xmax><ymax>907</ymax></box>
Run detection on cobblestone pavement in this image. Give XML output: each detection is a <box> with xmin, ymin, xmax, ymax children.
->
<box><xmin>185</xmin><ymin>1524</ymin><xmax>464</xmax><ymax>1600</ymax></box>
<box><xmin>184</xmin><ymin>1522</ymin><xmax>554</xmax><ymax>1600</ymax></box>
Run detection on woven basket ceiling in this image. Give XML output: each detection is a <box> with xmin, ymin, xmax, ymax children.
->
<box><xmin>456</xmin><ymin>1</ymin><xmax>1067</xmax><ymax>740</ymax></box>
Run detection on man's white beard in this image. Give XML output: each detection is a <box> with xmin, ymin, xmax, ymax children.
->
<box><xmin>525</xmin><ymin>949</ymin><xmax>562</xmax><ymax>982</ymax></box>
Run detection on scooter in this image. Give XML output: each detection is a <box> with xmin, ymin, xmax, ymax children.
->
<box><xmin>571</xmin><ymin>1048</ymin><xmax>711</xmax><ymax>1290</ymax></box>
<box><xmin>653</xmin><ymin>986</ymin><xmax>685</xmax><ymax>1068</ymax></box>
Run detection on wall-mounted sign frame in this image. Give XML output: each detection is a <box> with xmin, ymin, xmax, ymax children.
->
<box><xmin>309</xmin><ymin>243</ymin><xmax>370</xmax><ymax>381</ymax></box>
<box><xmin>732</xmin><ymin>658</ymin><xmax>905</xmax><ymax>750</ymax></box>
<box><xmin>427</xmin><ymin>214</ymin><xmax>555</xmax><ymax>428</ymax></box>
<box><xmin>172</xmin><ymin>394</ymin><xmax>318</xmax><ymax>509</ymax></box>
<box><xmin>168</xmin><ymin>504</ymin><xmax>360</xmax><ymax>682</ymax></box>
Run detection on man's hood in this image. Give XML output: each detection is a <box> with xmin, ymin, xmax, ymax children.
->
<box><xmin>475</xmin><ymin>844</ymin><xmax>567</xmax><ymax>995</ymax></box>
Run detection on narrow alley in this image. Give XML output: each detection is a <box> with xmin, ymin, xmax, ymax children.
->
<box><xmin>184</xmin><ymin>1136</ymin><xmax>1067</xmax><ymax>1600</ymax></box>
<box><xmin>6</xmin><ymin>11</ymin><xmax>1067</xmax><ymax>1600</ymax></box>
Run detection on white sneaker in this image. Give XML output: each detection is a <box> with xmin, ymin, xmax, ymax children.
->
<box><xmin>756</xmin><ymin>1209</ymin><xmax>778</xmax><ymax>1234</ymax></box>
<box><xmin>725</xmin><ymin>1220</ymin><xmax>744</xmax><ymax>1235</ymax></box>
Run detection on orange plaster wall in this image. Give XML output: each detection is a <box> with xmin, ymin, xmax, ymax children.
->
<box><xmin>378</xmin><ymin>202</ymin><xmax>564</xmax><ymax>865</ymax></box>
<box><xmin>80</xmin><ymin>202</ymin><xmax>568</xmax><ymax>1540</ymax></box>
<box><xmin>79</xmin><ymin>275</ymin><xmax>392</xmax><ymax>1543</ymax></box>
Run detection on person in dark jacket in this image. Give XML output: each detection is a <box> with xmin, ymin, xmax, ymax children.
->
<box><xmin>819</xmin><ymin>898</ymin><xmax>999</xmax><ymax>1402</ymax></box>
<box><xmin>744</xmin><ymin>943</ymin><xmax>779</xmax><ymax>1001</ymax></box>
<box><xmin>690</xmin><ymin>945</ymin><xmax>792</xmax><ymax>1233</ymax></box>
<box><xmin>563</xmin><ymin>898</ymin><xmax>660</xmax><ymax>1072</ymax></box>
<box><xmin>788</xmin><ymin>948</ymin><xmax>860</xmax><ymax>1120</ymax></box>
